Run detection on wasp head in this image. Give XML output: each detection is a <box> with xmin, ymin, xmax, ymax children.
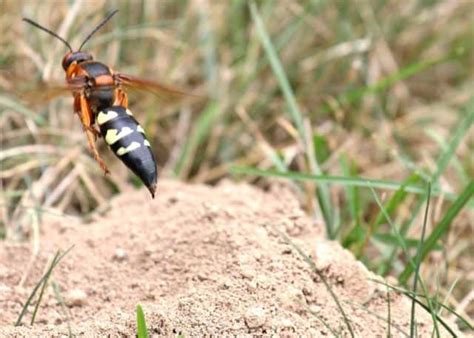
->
<box><xmin>23</xmin><ymin>10</ymin><xmax>119</xmax><ymax>71</ymax></box>
<box><xmin>62</xmin><ymin>51</ymin><xmax>93</xmax><ymax>71</ymax></box>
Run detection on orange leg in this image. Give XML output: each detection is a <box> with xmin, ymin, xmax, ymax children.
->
<box><xmin>114</xmin><ymin>88</ymin><xmax>128</xmax><ymax>107</ymax></box>
<box><xmin>74</xmin><ymin>95</ymin><xmax>101</xmax><ymax>139</ymax></box>
<box><xmin>79</xmin><ymin>95</ymin><xmax>110</xmax><ymax>174</ymax></box>
<box><xmin>86</xmin><ymin>125</ymin><xmax>101</xmax><ymax>139</ymax></box>
<box><xmin>73</xmin><ymin>96</ymin><xmax>81</xmax><ymax>113</ymax></box>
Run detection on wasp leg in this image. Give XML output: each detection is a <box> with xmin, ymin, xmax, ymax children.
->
<box><xmin>74</xmin><ymin>96</ymin><xmax>100</xmax><ymax>139</ymax></box>
<box><xmin>87</xmin><ymin>125</ymin><xmax>101</xmax><ymax>138</ymax></box>
<box><xmin>74</xmin><ymin>95</ymin><xmax>81</xmax><ymax>114</ymax></box>
<box><xmin>114</xmin><ymin>88</ymin><xmax>129</xmax><ymax>108</ymax></box>
<box><xmin>79</xmin><ymin>95</ymin><xmax>110</xmax><ymax>174</ymax></box>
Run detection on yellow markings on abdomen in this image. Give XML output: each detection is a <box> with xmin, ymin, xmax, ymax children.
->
<box><xmin>97</xmin><ymin>110</ymin><xmax>119</xmax><ymax>125</ymax></box>
<box><xmin>105</xmin><ymin>127</ymin><xmax>134</xmax><ymax>145</ymax></box>
<box><xmin>116</xmin><ymin>141</ymin><xmax>141</xmax><ymax>156</ymax></box>
<box><xmin>144</xmin><ymin>140</ymin><xmax>151</xmax><ymax>147</ymax></box>
<box><xmin>136</xmin><ymin>125</ymin><xmax>145</xmax><ymax>134</ymax></box>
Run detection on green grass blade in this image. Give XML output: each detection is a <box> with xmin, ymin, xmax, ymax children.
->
<box><xmin>399</xmin><ymin>180</ymin><xmax>474</xmax><ymax>284</ymax></box>
<box><xmin>305</xmin><ymin>303</ymin><xmax>341</xmax><ymax>337</ymax></box>
<box><xmin>436</xmin><ymin>278</ymin><xmax>455</xmax><ymax>315</ymax></box>
<box><xmin>30</xmin><ymin>251</ymin><xmax>61</xmax><ymax>326</ymax></box>
<box><xmin>51</xmin><ymin>281</ymin><xmax>72</xmax><ymax>337</ymax></box>
<box><xmin>369</xmin><ymin>175</ymin><xmax>423</xmax><ymax>271</ymax></box>
<box><xmin>384</xmin><ymin>98</ymin><xmax>474</xmax><ymax>277</ymax></box>
<box><xmin>371</xmin><ymin>280</ymin><xmax>463</xmax><ymax>337</ymax></box>
<box><xmin>230</xmin><ymin>166</ymin><xmax>461</xmax><ymax>200</ymax></box>
<box><xmin>431</xmin><ymin>98</ymin><xmax>474</xmax><ymax>183</ymax></box>
<box><xmin>386</xmin><ymin>283</ymin><xmax>392</xmax><ymax>338</ymax></box>
<box><xmin>373</xmin><ymin>233</ymin><xmax>442</xmax><ymax>251</ymax></box>
<box><xmin>273</xmin><ymin>226</ymin><xmax>355</xmax><ymax>338</ymax></box>
<box><xmin>249</xmin><ymin>0</ymin><xmax>335</xmax><ymax>235</ymax></box>
<box><xmin>375</xmin><ymin>280</ymin><xmax>473</xmax><ymax>330</ymax></box>
<box><xmin>327</xmin><ymin>47</ymin><xmax>467</xmax><ymax>113</ymax></box>
<box><xmin>408</xmin><ymin>296</ymin><xmax>455</xmax><ymax>336</ymax></box>
<box><xmin>344</xmin><ymin>300</ymin><xmax>409</xmax><ymax>337</ymax></box>
<box><xmin>369</xmin><ymin>187</ymin><xmax>413</xmax><ymax>272</ymax></box>
<box><xmin>369</xmin><ymin>185</ymin><xmax>443</xmax><ymax>337</ymax></box>
<box><xmin>248</xmin><ymin>0</ymin><xmax>306</xmax><ymax>143</ymax></box>
<box><xmin>15</xmin><ymin>246</ymin><xmax>74</xmax><ymax>326</ymax></box>
<box><xmin>410</xmin><ymin>184</ymin><xmax>437</xmax><ymax>337</ymax></box>
<box><xmin>136</xmin><ymin>304</ymin><xmax>148</xmax><ymax>338</ymax></box>
<box><xmin>414</xmin><ymin>287</ymin><xmax>471</xmax><ymax>330</ymax></box>
<box><xmin>309</xmin><ymin>133</ymin><xmax>336</xmax><ymax>237</ymax></box>
<box><xmin>196</xmin><ymin>1</ymin><xmax>219</xmax><ymax>93</ymax></box>
<box><xmin>340</xmin><ymin>155</ymin><xmax>365</xmax><ymax>253</ymax></box>
<box><xmin>340</xmin><ymin>155</ymin><xmax>361</xmax><ymax>230</ymax></box>
<box><xmin>173</xmin><ymin>101</ymin><xmax>220</xmax><ymax>176</ymax></box>
<box><xmin>371</xmin><ymin>174</ymin><xmax>421</xmax><ymax>233</ymax></box>
<box><xmin>369</xmin><ymin>186</ymin><xmax>441</xmax><ymax>333</ymax></box>
<box><xmin>425</xmin><ymin>128</ymin><xmax>470</xmax><ymax>186</ymax></box>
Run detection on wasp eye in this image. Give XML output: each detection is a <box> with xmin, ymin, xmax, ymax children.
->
<box><xmin>62</xmin><ymin>52</ymin><xmax>93</xmax><ymax>71</ymax></box>
<box><xmin>62</xmin><ymin>54</ymin><xmax>72</xmax><ymax>71</ymax></box>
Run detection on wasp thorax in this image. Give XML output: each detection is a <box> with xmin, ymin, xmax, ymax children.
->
<box><xmin>62</xmin><ymin>51</ymin><xmax>93</xmax><ymax>71</ymax></box>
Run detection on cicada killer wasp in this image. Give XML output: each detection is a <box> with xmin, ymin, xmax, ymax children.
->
<box><xmin>23</xmin><ymin>10</ymin><xmax>187</xmax><ymax>198</ymax></box>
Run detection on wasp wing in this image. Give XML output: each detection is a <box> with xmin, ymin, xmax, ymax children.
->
<box><xmin>115</xmin><ymin>73</ymin><xmax>199</xmax><ymax>103</ymax></box>
<box><xmin>19</xmin><ymin>78</ymin><xmax>86</xmax><ymax>106</ymax></box>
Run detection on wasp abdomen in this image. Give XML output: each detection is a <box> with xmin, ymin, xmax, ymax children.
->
<box><xmin>97</xmin><ymin>106</ymin><xmax>157</xmax><ymax>198</ymax></box>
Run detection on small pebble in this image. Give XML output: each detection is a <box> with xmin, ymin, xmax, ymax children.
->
<box><xmin>65</xmin><ymin>289</ymin><xmax>88</xmax><ymax>307</ymax></box>
<box><xmin>244</xmin><ymin>307</ymin><xmax>266</xmax><ymax>329</ymax></box>
<box><xmin>276</xmin><ymin>318</ymin><xmax>295</xmax><ymax>332</ymax></box>
<box><xmin>113</xmin><ymin>248</ymin><xmax>128</xmax><ymax>262</ymax></box>
<box><xmin>278</xmin><ymin>286</ymin><xmax>303</xmax><ymax>312</ymax></box>
<box><xmin>313</xmin><ymin>242</ymin><xmax>333</xmax><ymax>270</ymax></box>
<box><xmin>240</xmin><ymin>266</ymin><xmax>255</xmax><ymax>280</ymax></box>
<box><xmin>246</xmin><ymin>280</ymin><xmax>257</xmax><ymax>292</ymax></box>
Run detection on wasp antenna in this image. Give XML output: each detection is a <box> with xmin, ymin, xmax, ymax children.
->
<box><xmin>78</xmin><ymin>9</ymin><xmax>119</xmax><ymax>51</ymax></box>
<box><xmin>23</xmin><ymin>18</ymin><xmax>73</xmax><ymax>52</ymax></box>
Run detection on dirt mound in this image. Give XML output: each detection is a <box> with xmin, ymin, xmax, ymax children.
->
<box><xmin>0</xmin><ymin>180</ymin><xmax>460</xmax><ymax>336</ymax></box>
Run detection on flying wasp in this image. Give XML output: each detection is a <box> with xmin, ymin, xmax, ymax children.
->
<box><xmin>23</xmin><ymin>10</ymin><xmax>186</xmax><ymax>198</ymax></box>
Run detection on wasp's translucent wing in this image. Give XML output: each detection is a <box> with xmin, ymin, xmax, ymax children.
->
<box><xmin>19</xmin><ymin>78</ymin><xmax>86</xmax><ymax>106</ymax></box>
<box><xmin>115</xmin><ymin>73</ymin><xmax>198</xmax><ymax>103</ymax></box>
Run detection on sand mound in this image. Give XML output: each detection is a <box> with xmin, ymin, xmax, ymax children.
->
<box><xmin>0</xmin><ymin>180</ymin><xmax>460</xmax><ymax>336</ymax></box>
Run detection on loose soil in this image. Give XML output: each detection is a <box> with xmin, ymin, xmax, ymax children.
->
<box><xmin>0</xmin><ymin>180</ymin><xmax>461</xmax><ymax>336</ymax></box>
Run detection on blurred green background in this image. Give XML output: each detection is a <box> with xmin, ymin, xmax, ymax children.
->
<box><xmin>1</xmin><ymin>0</ymin><xmax>473</xmax><ymax>329</ymax></box>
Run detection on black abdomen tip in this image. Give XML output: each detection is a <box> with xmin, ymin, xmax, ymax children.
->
<box><xmin>148</xmin><ymin>183</ymin><xmax>156</xmax><ymax>198</ymax></box>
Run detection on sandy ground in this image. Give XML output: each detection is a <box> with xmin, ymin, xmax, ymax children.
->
<box><xmin>0</xmin><ymin>180</ymin><xmax>461</xmax><ymax>336</ymax></box>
